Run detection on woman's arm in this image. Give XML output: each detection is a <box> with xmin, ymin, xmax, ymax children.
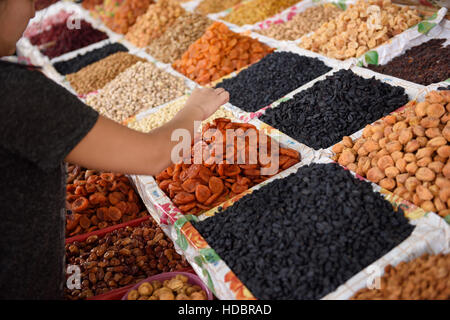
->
<box><xmin>65</xmin><ymin>88</ymin><xmax>229</xmax><ymax>176</ymax></box>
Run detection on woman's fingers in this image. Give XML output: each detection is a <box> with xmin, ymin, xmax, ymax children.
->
<box><xmin>214</xmin><ymin>87</ymin><xmax>225</xmax><ymax>95</ymax></box>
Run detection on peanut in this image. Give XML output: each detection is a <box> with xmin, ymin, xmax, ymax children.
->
<box><xmin>367</xmin><ymin>167</ymin><xmax>385</xmax><ymax>183</ymax></box>
<box><xmin>416</xmin><ymin>167</ymin><xmax>436</xmax><ymax>182</ymax></box>
<box><xmin>426</xmin><ymin>103</ymin><xmax>445</xmax><ymax>118</ymax></box>
<box><xmin>416</xmin><ymin>185</ymin><xmax>433</xmax><ymax>201</ymax></box>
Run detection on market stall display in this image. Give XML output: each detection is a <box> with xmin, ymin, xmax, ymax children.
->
<box><xmin>351</xmin><ymin>253</ymin><xmax>450</xmax><ymax>300</ymax></box>
<box><xmin>299</xmin><ymin>0</ymin><xmax>422</xmax><ymax>60</ymax></box>
<box><xmin>65</xmin><ymin>218</ymin><xmax>191</xmax><ymax>300</ymax></box>
<box><xmin>155</xmin><ymin>118</ymin><xmax>301</xmax><ymax>216</ymax></box>
<box><xmin>66</xmin><ymin>52</ymin><xmax>147</xmax><ymax>95</ymax></box>
<box><xmin>222</xmin><ymin>0</ymin><xmax>300</xmax><ymax>26</ymax></box>
<box><xmin>66</xmin><ymin>165</ymin><xmax>149</xmax><ymax>237</ymax></box>
<box><xmin>215</xmin><ymin>51</ymin><xmax>331</xmax><ymax>112</ymax></box>
<box><xmin>53</xmin><ymin>43</ymin><xmax>129</xmax><ymax>75</ymax></box>
<box><xmin>259</xmin><ymin>69</ymin><xmax>410</xmax><ymax>150</ymax></box>
<box><xmin>11</xmin><ymin>0</ymin><xmax>450</xmax><ymax>301</ymax></box>
<box><xmin>367</xmin><ymin>39</ymin><xmax>450</xmax><ymax>86</ymax></box>
<box><xmin>125</xmin><ymin>0</ymin><xmax>185</xmax><ymax>47</ymax></box>
<box><xmin>332</xmin><ymin>90</ymin><xmax>450</xmax><ymax>219</ymax></box>
<box><xmin>193</xmin><ymin>163</ymin><xmax>415</xmax><ymax>299</ymax></box>
<box><xmin>256</xmin><ymin>4</ymin><xmax>343</xmax><ymax>41</ymax></box>
<box><xmin>172</xmin><ymin>22</ymin><xmax>274</xmax><ymax>85</ymax></box>
<box><xmin>86</xmin><ymin>61</ymin><xmax>188</xmax><ymax>123</ymax></box>
<box><xmin>146</xmin><ymin>12</ymin><xmax>212</xmax><ymax>64</ymax></box>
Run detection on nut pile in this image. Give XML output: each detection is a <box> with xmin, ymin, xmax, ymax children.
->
<box><xmin>146</xmin><ymin>12</ymin><xmax>212</xmax><ymax>64</ymax></box>
<box><xmin>54</xmin><ymin>43</ymin><xmax>128</xmax><ymax>75</ymax></box>
<box><xmin>332</xmin><ymin>90</ymin><xmax>450</xmax><ymax>218</ymax></box>
<box><xmin>156</xmin><ymin>118</ymin><xmax>301</xmax><ymax>216</ymax></box>
<box><xmin>66</xmin><ymin>52</ymin><xmax>146</xmax><ymax>95</ymax></box>
<box><xmin>65</xmin><ymin>219</ymin><xmax>191</xmax><ymax>300</ymax></box>
<box><xmin>126</xmin><ymin>274</ymin><xmax>207</xmax><ymax>300</ymax></box>
<box><xmin>94</xmin><ymin>0</ymin><xmax>153</xmax><ymax>34</ymax></box>
<box><xmin>368</xmin><ymin>39</ymin><xmax>450</xmax><ymax>86</ymax></box>
<box><xmin>86</xmin><ymin>61</ymin><xmax>187</xmax><ymax>123</ymax></box>
<box><xmin>223</xmin><ymin>0</ymin><xmax>300</xmax><ymax>26</ymax></box>
<box><xmin>196</xmin><ymin>0</ymin><xmax>242</xmax><ymax>15</ymax></box>
<box><xmin>193</xmin><ymin>163</ymin><xmax>415</xmax><ymax>300</ymax></box>
<box><xmin>260</xmin><ymin>69</ymin><xmax>409</xmax><ymax>150</ymax></box>
<box><xmin>300</xmin><ymin>0</ymin><xmax>422</xmax><ymax>60</ymax></box>
<box><xmin>29</xmin><ymin>19</ymin><xmax>108</xmax><ymax>59</ymax></box>
<box><xmin>127</xmin><ymin>96</ymin><xmax>235</xmax><ymax>133</ymax></box>
<box><xmin>66</xmin><ymin>164</ymin><xmax>148</xmax><ymax>237</ymax></box>
<box><xmin>172</xmin><ymin>22</ymin><xmax>274</xmax><ymax>85</ymax></box>
<box><xmin>215</xmin><ymin>52</ymin><xmax>331</xmax><ymax>112</ymax></box>
<box><xmin>257</xmin><ymin>4</ymin><xmax>343</xmax><ymax>41</ymax></box>
<box><xmin>125</xmin><ymin>0</ymin><xmax>185</xmax><ymax>48</ymax></box>
<box><xmin>351</xmin><ymin>253</ymin><xmax>450</xmax><ymax>300</ymax></box>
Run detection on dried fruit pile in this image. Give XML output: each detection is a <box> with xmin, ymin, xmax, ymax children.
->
<box><xmin>66</xmin><ymin>52</ymin><xmax>146</xmax><ymax>95</ymax></box>
<box><xmin>125</xmin><ymin>0</ymin><xmax>185</xmax><ymax>48</ymax></box>
<box><xmin>196</xmin><ymin>0</ymin><xmax>242</xmax><ymax>15</ymax></box>
<box><xmin>35</xmin><ymin>0</ymin><xmax>59</xmax><ymax>11</ymax></box>
<box><xmin>260</xmin><ymin>69</ymin><xmax>409</xmax><ymax>150</ymax></box>
<box><xmin>193</xmin><ymin>163</ymin><xmax>415</xmax><ymax>300</ymax></box>
<box><xmin>352</xmin><ymin>253</ymin><xmax>450</xmax><ymax>300</ymax></box>
<box><xmin>127</xmin><ymin>96</ymin><xmax>235</xmax><ymax>133</ymax></box>
<box><xmin>222</xmin><ymin>0</ymin><xmax>300</xmax><ymax>26</ymax></box>
<box><xmin>93</xmin><ymin>0</ymin><xmax>153</xmax><ymax>34</ymax></box>
<box><xmin>29</xmin><ymin>19</ymin><xmax>108</xmax><ymax>59</ymax></box>
<box><xmin>126</xmin><ymin>274</ymin><xmax>208</xmax><ymax>300</ymax></box>
<box><xmin>146</xmin><ymin>12</ymin><xmax>212</xmax><ymax>64</ymax></box>
<box><xmin>333</xmin><ymin>90</ymin><xmax>450</xmax><ymax>218</ymax></box>
<box><xmin>215</xmin><ymin>52</ymin><xmax>331</xmax><ymax>112</ymax></box>
<box><xmin>299</xmin><ymin>0</ymin><xmax>421</xmax><ymax>60</ymax></box>
<box><xmin>368</xmin><ymin>39</ymin><xmax>450</xmax><ymax>86</ymax></box>
<box><xmin>172</xmin><ymin>22</ymin><xmax>274</xmax><ymax>85</ymax></box>
<box><xmin>65</xmin><ymin>219</ymin><xmax>191</xmax><ymax>299</ymax></box>
<box><xmin>81</xmin><ymin>0</ymin><xmax>103</xmax><ymax>10</ymax></box>
<box><xmin>257</xmin><ymin>4</ymin><xmax>343</xmax><ymax>41</ymax></box>
<box><xmin>66</xmin><ymin>165</ymin><xmax>148</xmax><ymax>237</ymax></box>
<box><xmin>86</xmin><ymin>61</ymin><xmax>187</xmax><ymax>123</ymax></box>
<box><xmin>156</xmin><ymin>118</ymin><xmax>301</xmax><ymax>216</ymax></box>
<box><xmin>53</xmin><ymin>43</ymin><xmax>128</xmax><ymax>75</ymax></box>
<box><xmin>24</xmin><ymin>10</ymin><xmax>72</xmax><ymax>39</ymax></box>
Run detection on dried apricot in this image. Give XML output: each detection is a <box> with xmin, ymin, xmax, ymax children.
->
<box><xmin>72</xmin><ymin>197</ymin><xmax>89</xmax><ymax>212</ymax></box>
<box><xmin>209</xmin><ymin>177</ymin><xmax>224</xmax><ymax>194</ymax></box>
<box><xmin>195</xmin><ymin>185</ymin><xmax>212</xmax><ymax>203</ymax></box>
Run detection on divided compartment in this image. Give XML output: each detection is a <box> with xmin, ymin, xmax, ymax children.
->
<box><xmin>132</xmin><ymin>150</ymin><xmax>449</xmax><ymax>299</ymax></box>
<box><xmin>65</xmin><ymin>216</ymin><xmax>195</xmax><ymax>300</ymax></box>
<box><xmin>246</xmin><ymin>65</ymin><xmax>425</xmax><ymax>151</ymax></box>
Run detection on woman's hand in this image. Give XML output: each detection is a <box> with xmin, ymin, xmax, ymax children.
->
<box><xmin>65</xmin><ymin>87</ymin><xmax>230</xmax><ymax>176</ymax></box>
<box><xmin>183</xmin><ymin>87</ymin><xmax>230</xmax><ymax>120</ymax></box>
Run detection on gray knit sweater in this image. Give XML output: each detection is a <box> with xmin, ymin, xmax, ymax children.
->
<box><xmin>0</xmin><ymin>61</ymin><xmax>99</xmax><ymax>299</ymax></box>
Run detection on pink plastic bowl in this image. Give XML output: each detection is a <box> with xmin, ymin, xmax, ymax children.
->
<box><xmin>121</xmin><ymin>272</ymin><xmax>213</xmax><ymax>300</ymax></box>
